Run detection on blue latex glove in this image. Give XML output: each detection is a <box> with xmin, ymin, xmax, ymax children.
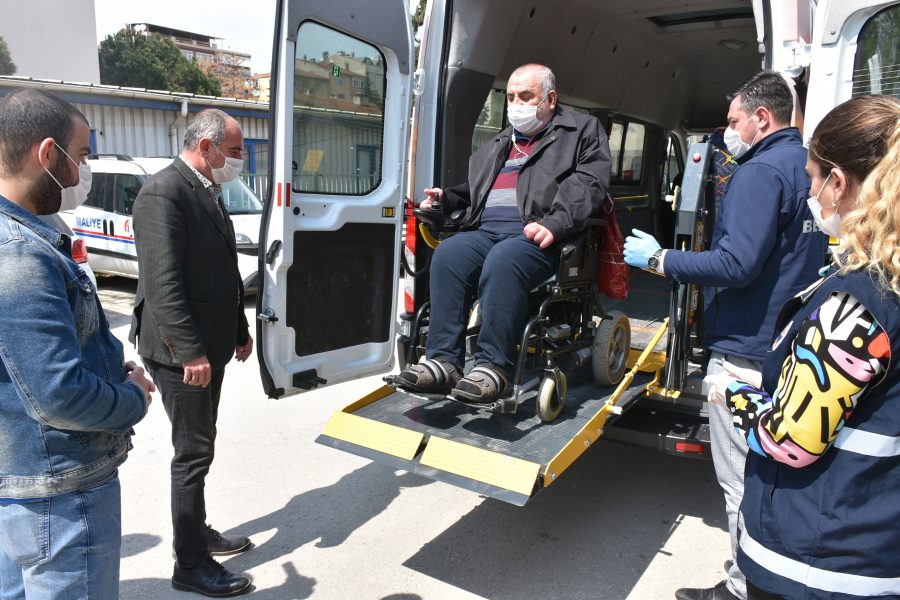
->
<box><xmin>623</xmin><ymin>229</ymin><xmax>661</xmax><ymax>269</ymax></box>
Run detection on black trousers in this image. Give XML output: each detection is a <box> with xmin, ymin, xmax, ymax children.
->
<box><xmin>144</xmin><ymin>358</ymin><xmax>226</xmax><ymax>568</ymax></box>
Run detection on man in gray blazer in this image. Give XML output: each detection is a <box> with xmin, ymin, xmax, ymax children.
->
<box><xmin>131</xmin><ymin>109</ymin><xmax>253</xmax><ymax>597</ymax></box>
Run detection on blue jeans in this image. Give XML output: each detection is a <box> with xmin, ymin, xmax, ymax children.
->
<box><xmin>0</xmin><ymin>472</ymin><xmax>121</xmax><ymax>600</ymax></box>
<box><xmin>427</xmin><ymin>230</ymin><xmax>560</xmax><ymax>378</ymax></box>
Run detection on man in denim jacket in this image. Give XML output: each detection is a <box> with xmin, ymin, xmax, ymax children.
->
<box><xmin>0</xmin><ymin>89</ymin><xmax>154</xmax><ymax>599</ymax></box>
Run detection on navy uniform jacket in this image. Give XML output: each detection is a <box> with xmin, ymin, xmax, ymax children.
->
<box><xmin>663</xmin><ymin>127</ymin><xmax>828</xmax><ymax>361</ymax></box>
<box><xmin>738</xmin><ymin>270</ymin><xmax>900</xmax><ymax>599</ymax></box>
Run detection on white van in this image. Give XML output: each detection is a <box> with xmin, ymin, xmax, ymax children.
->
<box><xmin>59</xmin><ymin>155</ymin><xmax>262</xmax><ymax>294</ymax></box>
<box><xmin>257</xmin><ymin>0</ymin><xmax>900</xmax><ymax>504</ymax></box>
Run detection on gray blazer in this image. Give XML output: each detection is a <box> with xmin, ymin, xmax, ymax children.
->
<box><xmin>129</xmin><ymin>157</ymin><xmax>250</xmax><ymax>370</ymax></box>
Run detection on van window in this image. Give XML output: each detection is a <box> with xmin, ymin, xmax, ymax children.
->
<box><xmin>852</xmin><ymin>5</ymin><xmax>900</xmax><ymax>98</ymax></box>
<box><xmin>113</xmin><ymin>174</ymin><xmax>142</xmax><ymax>215</ymax></box>
<box><xmin>608</xmin><ymin>119</ymin><xmax>646</xmax><ymax>184</ymax></box>
<box><xmin>293</xmin><ymin>21</ymin><xmax>386</xmax><ymax>195</ymax></box>
<box><xmin>85</xmin><ymin>172</ymin><xmax>112</xmax><ymax>210</ymax></box>
<box><xmin>472</xmin><ymin>89</ymin><xmax>506</xmax><ymax>154</ymax></box>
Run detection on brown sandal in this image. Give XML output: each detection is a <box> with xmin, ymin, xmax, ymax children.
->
<box><xmin>452</xmin><ymin>365</ymin><xmax>509</xmax><ymax>403</ymax></box>
<box><xmin>395</xmin><ymin>358</ymin><xmax>461</xmax><ymax>393</ymax></box>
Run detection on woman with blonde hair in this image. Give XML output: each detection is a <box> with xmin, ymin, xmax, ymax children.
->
<box><xmin>707</xmin><ymin>94</ymin><xmax>900</xmax><ymax>600</ymax></box>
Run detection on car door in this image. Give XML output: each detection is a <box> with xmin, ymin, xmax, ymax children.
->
<box><xmin>258</xmin><ymin>0</ymin><xmax>414</xmax><ymax>398</ymax></box>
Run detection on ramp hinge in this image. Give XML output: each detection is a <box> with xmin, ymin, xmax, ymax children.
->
<box><xmin>257</xmin><ymin>308</ymin><xmax>278</xmax><ymax>323</ymax></box>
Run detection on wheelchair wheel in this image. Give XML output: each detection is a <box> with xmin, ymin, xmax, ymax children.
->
<box><xmin>592</xmin><ymin>310</ymin><xmax>630</xmax><ymax>386</ymax></box>
<box><xmin>537</xmin><ymin>369</ymin><xmax>567</xmax><ymax>423</ymax></box>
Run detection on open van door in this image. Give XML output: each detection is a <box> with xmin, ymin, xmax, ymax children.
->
<box><xmin>804</xmin><ymin>0</ymin><xmax>900</xmax><ymax>136</ymax></box>
<box><xmin>258</xmin><ymin>0</ymin><xmax>414</xmax><ymax>398</ymax></box>
<box><xmin>760</xmin><ymin>0</ymin><xmax>899</xmax><ymax>137</ymax></box>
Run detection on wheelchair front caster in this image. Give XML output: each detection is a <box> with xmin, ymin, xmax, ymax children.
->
<box><xmin>592</xmin><ymin>310</ymin><xmax>630</xmax><ymax>386</ymax></box>
<box><xmin>537</xmin><ymin>369</ymin><xmax>567</xmax><ymax>422</ymax></box>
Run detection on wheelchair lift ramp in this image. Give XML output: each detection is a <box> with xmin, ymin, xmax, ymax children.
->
<box><xmin>316</xmin><ymin>372</ymin><xmax>654</xmax><ymax>506</ymax></box>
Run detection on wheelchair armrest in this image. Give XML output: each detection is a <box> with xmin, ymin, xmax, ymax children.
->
<box><xmin>584</xmin><ymin>217</ymin><xmax>608</xmax><ymax>228</ymax></box>
<box><xmin>413</xmin><ymin>206</ymin><xmax>467</xmax><ymax>235</ymax></box>
<box><xmin>413</xmin><ymin>207</ymin><xmax>446</xmax><ymax>229</ymax></box>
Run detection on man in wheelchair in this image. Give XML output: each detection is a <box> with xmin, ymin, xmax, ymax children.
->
<box><xmin>395</xmin><ymin>63</ymin><xmax>611</xmax><ymax>404</ymax></box>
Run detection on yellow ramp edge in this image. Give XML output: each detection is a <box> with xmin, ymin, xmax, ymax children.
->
<box><xmin>321</xmin><ymin>411</ymin><xmax>424</xmax><ymax>461</ymax></box>
<box><xmin>420</xmin><ymin>436</ymin><xmax>541</xmax><ymax>497</ymax></box>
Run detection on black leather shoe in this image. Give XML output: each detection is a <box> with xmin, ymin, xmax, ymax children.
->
<box><xmin>675</xmin><ymin>580</ymin><xmax>740</xmax><ymax>600</ymax></box>
<box><xmin>205</xmin><ymin>524</ymin><xmax>252</xmax><ymax>556</ymax></box>
<box><xmin>172</xmin><ymin>556</ymin><xmax>251</xmax><ymax>597</ymax></box>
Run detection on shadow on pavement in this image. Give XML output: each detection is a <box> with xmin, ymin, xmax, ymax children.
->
<box><xmin>402</xmin><ymin>441</ymin><xmax>724</xmax><ymax>600</ymax></box>
<box><xmin>205</xmin><ymin>464</ymin><xmax>431</xmax><ymax>595</ymax></box>
<box><xmin>121</xmin><ymin>533</ymin><xmax>162</xmax><ymax>559</ymax></box>
<box><xmin>96</xmin><ymin>276</ymin><xmax>138</xmax><ymax>329</ymax></box>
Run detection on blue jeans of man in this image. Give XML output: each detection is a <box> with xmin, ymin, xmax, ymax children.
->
<box><xmin>144</xmin><ymin>358</ymin><xmax>226</xmax><ymax>569</ymax></box>
<box><xmin>0</xmin><ymin>472</ymin><xmax>121</xmax><ymax>600</ymax></box>
<box><xmin>426</xmin><ymin>230</ymin><xmax>560</xmax><ymax>378</ymax></box>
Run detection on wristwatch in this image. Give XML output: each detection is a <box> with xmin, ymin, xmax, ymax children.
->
<box><xmin>647</xmin><ymin>249</ymin><xmax>664</xmax><ymax>273</ymax></box>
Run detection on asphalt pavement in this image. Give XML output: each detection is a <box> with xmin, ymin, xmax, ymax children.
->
<box><xmin>95</xmin><ymin>276</ymin><xmax>732</xmax><ymax>600</ymax></box>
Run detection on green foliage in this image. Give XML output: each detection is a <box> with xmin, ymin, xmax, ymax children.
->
<box><xmin>99</xmin><ymin>29</ymin><xmax>221</xmax><ymax>95</ymax></box>
<box><xmin>0</xmin><ymin>35</ymin><xmax>16</xmax><ymax>76</ymax></box>
<box><xmin>412</xmin><ymin>0</ymin><xmax>426</xmax><ymax>64</ymax></box>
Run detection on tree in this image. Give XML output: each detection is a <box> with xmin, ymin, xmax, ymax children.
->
<box><xmin>411</xmin><ymin>0</ymin><xmax>427</xmax><ymax>63</ymax></box>
<box><xmin>197</xmin><ymin>53</ymin><xmax>255</xmax><ymax>100</ymax></box>
<box><xmin>99</xmin><ymin>29</ymin><xmax>220</xmax><ymax>95</ymax></box>
<box><xmin>0</xmin><ymin>35</ymin><xmax>15</xmax><ymax>76</ymax></box>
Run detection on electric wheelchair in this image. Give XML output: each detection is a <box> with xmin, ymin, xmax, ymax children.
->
<box><xmin>389</xmin><ymin>202</ymin><xmax>631</xmax><ymax>423</ymax></box>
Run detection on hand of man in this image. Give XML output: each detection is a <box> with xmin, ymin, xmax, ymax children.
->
<box><xmin>419</xmin><ymin>187</ymin><xmax>444</xmax><ymax>210</ymax></box>
<box><xmin>524</xmin><ymin>222</ymin><xmax>555</xmax><ymax>249</ymax></box>
<box><xmin>235</xmin><ymin>335</ymin><xmax>254</xmax><ymax>362</ymax></box>
<box><xmin>623</xmin><ymin>229</ymin><xmax>662</xmax><ymax>269</ymax></box>
<box><xmin>125</xmin><ymin>361</ymin><xmax>156</xmax><ymax>404</ymax></box>
<box><xmin>182</xmin><ymin>355</ymin><xmax>212</xmax><ymax>387</ymax></box>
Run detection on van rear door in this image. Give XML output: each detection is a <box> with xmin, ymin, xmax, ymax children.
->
<box><xmin>803</xmin><ymin>0</ymin><xmax>899</xmax><ymax>135</ymax></box>
<box><xmin>258</xmin><ymin>0</ymin><xmax>414</xmax><ymax>398</ymax></box>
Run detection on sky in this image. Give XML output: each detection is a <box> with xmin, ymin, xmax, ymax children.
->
<box><xmin>94</xmin><ymin>0</ymin><xmax>278</xmax><ymax>74</ymax></box>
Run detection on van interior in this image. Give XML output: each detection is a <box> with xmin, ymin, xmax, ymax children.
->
<box><xmin>431</xmin><ymin>0</ymin><xmax>761</xmax><ymax>233</ymax></box>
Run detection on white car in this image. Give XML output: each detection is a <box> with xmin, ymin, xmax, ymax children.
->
<box><xmin>38</xmin><ymin>212</ymin><xmax>98</xmax><ymax>289</ymax></box>
<box><xmin>60</xmin><ymin>155</ymin><xmax>261</xmax><ymax>294</ymax></box>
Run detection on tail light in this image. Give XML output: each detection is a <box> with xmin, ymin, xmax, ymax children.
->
<box><xmin>675</xmin><ymin>441</ymin><xmax>705</xmax><ymax>455</ymax></box>
<box><xmin>71</xmin><ymin>238</ymin><xmax>89</xmax><ymax>264</ymax></box>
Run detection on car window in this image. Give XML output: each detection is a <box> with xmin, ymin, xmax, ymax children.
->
<box><xmin>85</xmin><ymin>172</ymin><xmax>113</xmax><ymax>210</ymax></box>
<box><xmin>221</xmin><ymin>178</ymin><xmax>263</xmax><ymax>214</ymax></box>
<box><xmin>113</xmin><ymin>174</ymin><xmax>143</xmax><ymax>215</ymax></box>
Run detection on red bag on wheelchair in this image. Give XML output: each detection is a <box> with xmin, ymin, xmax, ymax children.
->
<box><xmin>598</xmin><ymin>195</ymin><xmax>629</xmax><ymax>300</ymax></box>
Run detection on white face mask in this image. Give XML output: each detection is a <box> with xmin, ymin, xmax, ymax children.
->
<box><xmin>207</xmin><ymin>144</ymin><xmax>243</xmax><ymax>184</ymax></box>
<box><xmin>43</xmin><ymin>143</ymin><xmax>92</xmax><ymax>211</ymax></box>
<box><xmin>806</xmin><ymin>174</ymin><xmax>842</xmax><ymax>238</ymax></box>
<box><xmin>723</xmin><ymin>119</ymin><xmax>761</xmax><ymax>160</ymax></box>
<box><xmin>507</xmin><ymin>99</ymin><xmax>546</xmax><ymax>135</ymax></box>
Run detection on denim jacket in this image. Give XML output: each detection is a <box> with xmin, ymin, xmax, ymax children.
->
<box><xmin>0</xmin><ymin>196</ymin><xmax>148</xmax><ymax>499</ymax></box>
